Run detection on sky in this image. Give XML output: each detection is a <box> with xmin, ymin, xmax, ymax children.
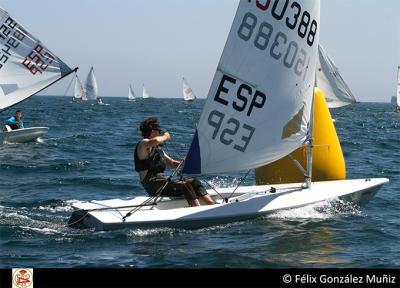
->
<box><xmin>1</xmin><ymin>0</ymin><xmax>399</xmax><ymax>103</ymax></box>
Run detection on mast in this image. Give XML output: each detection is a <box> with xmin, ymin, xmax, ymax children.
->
<box><xmin>306</xmin><ymin>89</ymin><xmax>315</xmax><ymax>189</ymax></box>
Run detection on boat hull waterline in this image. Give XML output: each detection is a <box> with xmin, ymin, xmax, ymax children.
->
<box><xmin>0</xmin><ymin>127</ymin><xmax>49</xmax><ymax>143</ymax></box>
<box><xmin>69</xmin><ymin>178</ymin><xmax>388</xmax><ymax>230</ymax></box>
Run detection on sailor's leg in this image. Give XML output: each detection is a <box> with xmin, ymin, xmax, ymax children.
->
<box><xmin>188</xmin><ymin>179</ymin><xmax>215</xmax><ymax>205</ymax></box>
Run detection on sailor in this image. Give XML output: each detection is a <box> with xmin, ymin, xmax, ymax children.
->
<box><xmin>135</xmin><ymin>117</ymin><xmax>215</xmax><ymax>207</ymax></box>
<box><xmin>5</xmin><ymin>110</ymin><xmax>24</xmax><ymax>130</ymax></box>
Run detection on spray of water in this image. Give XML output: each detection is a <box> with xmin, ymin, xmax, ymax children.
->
<box><xmin>268</xmin><ymin>198</ymin><xmax>362</xmax><ymax>220</ymax></box>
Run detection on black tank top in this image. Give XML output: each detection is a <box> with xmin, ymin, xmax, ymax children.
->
<box><xmin>134</xmin><ymin>142</ymin><xmax>167</xmax><ymax>174</ymax></box>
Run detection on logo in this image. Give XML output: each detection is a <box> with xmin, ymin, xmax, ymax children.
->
<box><xmin>12</xmin><ymin>268</ymin><xmax>33</xmax><ymax>288</ymax></box>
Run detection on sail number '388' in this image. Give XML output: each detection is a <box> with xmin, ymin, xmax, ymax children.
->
<box><xmin>206</xmin><ymin>0</ymin><xmax>317</xmax><ymax>153</ymax></box>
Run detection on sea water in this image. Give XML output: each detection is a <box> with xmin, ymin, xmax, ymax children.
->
<box><xmin>0</xmin><ymin>96</ymin><xmax>399</xmax><ymax>268</ymax></box>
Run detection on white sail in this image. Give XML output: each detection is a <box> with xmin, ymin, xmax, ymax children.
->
<box><xmin>142</xmin><ymin>85</ymin><xmax>150</xmax><ymax>98</ymax></box>
<box><xmin>128</xmin><ymin>85</ymin><xmax>136</xmax><ymax>100</ymax></box>
<box><xmin>183</xmin><ymin>0</ymin><xmax>320</xmax><ymax>175</ymax></box>
<box><xmin>183</xmin><ymin>77</ymin><xmax>196</xmax><ymax>101</ymax></box>
<box><xmin>85</xmin><ymin>67</ymin><xmax>98</xmax><ymax>100</ymax></box>
<box><xmin>316</xmin><ymin>44</ymin><xmax>356</xmax><ymax>108</ymax></box>
<box><xmin>0</xmin><ymin>7</ymin><xmax>75</xmax><ymax>111</ymax></box>
<box><xmin>397</xmin><ymin>66</ymin><xmax>400</xmax><ymax>108</ymax></box>
<box><xmin>74</xmin><ymin>74</ymin><xmax>86</xmax><ymax>100</ymax></box>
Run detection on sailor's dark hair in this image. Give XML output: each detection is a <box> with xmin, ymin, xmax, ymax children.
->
<box><xmin>15</xmin><ymin>110</ymin><xmax>22</xmax><ymax>114</ymax></box>
<box><xmin>139</xmin><ymin>118</ymin><xmax>161</xmax><ymax>138</ymax></box>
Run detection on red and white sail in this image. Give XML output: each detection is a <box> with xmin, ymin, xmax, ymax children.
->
<box><xmin>0</xmin><ymin>7</ymin><xmax>76</xmax><ymax>111</ymax></box>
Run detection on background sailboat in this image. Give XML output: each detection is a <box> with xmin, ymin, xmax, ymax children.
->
<box><xmin>73</xmin><ymin>74</ymin><xmax>86</xmax><ymax>101</ymax></box>
<box><xmin>0</xmin><ymin>6</ymin><xmax>76</xmax><ymax>143</ymax></box>
<box><xmin>128</xmin><ymin>85</ymin><xmax>136</xmax><ymax>101</ymax></box>
<box><xmin>85</xmin><ymin>67</ymin><xmax>108</xmax><ymax>105</ymax></box>
<box><xmin>316</xmin><ymin>44</ymin><xmax>357</xmax><ymax>108</ymax></box>
<box><xmin>142</xmin><ymin>85</ymin><xmax>150</xmax><ymax>99</ymax></box>
<box><xmin>85</xmin><ymin>67</ymin><xmax>98</xmax><ymax>101</ymax></box>
<box><xmin>396</xmin><ymin>66</ymin><xmax>400</xmax><ymax>112</ymax></box>
<box><xmin>182</xmin><ymin>77</ymin><xmax>196</xmax><ymax>101</ymax></box>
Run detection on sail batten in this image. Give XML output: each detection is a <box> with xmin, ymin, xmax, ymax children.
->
<box><xmin>183</xmin><ymin>0</ymin><xmax>320</xmax><ymax>175</ymax></box>
<box><xmin>0</xmin><ymin>7</ymin><xmax>74</xmax><ymax>111</ymax></box>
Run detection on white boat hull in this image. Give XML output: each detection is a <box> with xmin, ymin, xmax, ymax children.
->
<box><xmin>0</xmin><ymin>127</ymin><xmax>49</xmax><ymax>143</ymax></box>
<box><xmin>69</xmin><ymin>178</ymin><xmax>388</xmax><ymax>231</ymax></box>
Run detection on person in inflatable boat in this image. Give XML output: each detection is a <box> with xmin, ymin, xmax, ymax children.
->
<box><xmin>5</xmin><ymin>110</ymin><xmax>24</xmax><ymax>130</ymax></box>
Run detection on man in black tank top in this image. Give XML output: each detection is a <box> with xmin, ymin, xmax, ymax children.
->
<box><xmin>135</xmin><ymin>118</ymin><xmax>215</xmax><ymax>207</ymax></box>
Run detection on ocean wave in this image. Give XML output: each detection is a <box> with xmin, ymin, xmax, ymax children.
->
<box><xmin>0</xmin><ymin>160</ymin><xmax>90</xmax><ymax>173</ymax></box>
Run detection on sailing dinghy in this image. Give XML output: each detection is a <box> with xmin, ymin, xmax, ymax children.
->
<box><xmin>85</xmin><ymin>67</ymin><xmax>98</xmax><ymax>101</ymax></box>
<box><xmin>182</xmin><ymin>77</ymin><xmax>196</xmax><ymax>101</ymax></box>
<box><xmin>69</xmin><ymin>0</ymin><xmax>388</xmax><ymax>231</ymax></box>
<box><xmin>142</xmin><ymin>85</ymin><xmax>150</xmax><ymax>99</ymax></box>
<box><xmin>85</xmin><ymin>67</ymin><xmax>108</xmax><ymax>105</ymax></box>
<box><xmin>0</xmin><ymin>6</ymin><xmax>76</xmax><ymax>143</ymax></box>
<box><xmin>396</xmin><ymin>66</ymin><xmax>400</xmax><ymax>112</ymax></box>
<box><xmin>73</xmin><ymin>74</ymin><xmax>86</xmax><ymax>101</ymax></box>
<box><xmin>128</xmin><ymin>85</ymin><xmax>136</xmax><ymax>101</ymax></box>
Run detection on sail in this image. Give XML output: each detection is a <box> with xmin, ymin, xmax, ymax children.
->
<box><xmin>142</xmin><ymin>85</ymin><xmax>150</xmax><ymax>98</ymax></box>
<box><xmin>397</xmin><ymin>66</ymin><xmax>400</xmax><ymax>108</ymax></box>
<box><xmin>316</xmin><ymin>44</ymin><xmax>356</xmax><ymax>108</ymax></box>
<box><xmin>85</xmin><ymin>67</ymin><xmax>98</xmax><ymax>100</ymax></box>
<box><xmin>128</xmin><ymin>85</ymin><xmax>136</xmax><ymax>100</ymax></box>
<box><xmin>183</xmin><ymin>77</ymin><xmax>196</xmax><ymax>101</ymax></box>
<box><xmin>183</xmin><ymin>0</ymin><xmax>320</xmax><ymax>175</ymax></box>
<box><xmin>74</xmin><ymin>74</ymin><xmax>85</xmax><ymax>100</ymax></box>
<box><xmin>0</xmin><ymin>7</ymin><xmax>75</xmax><ymax>111</ymax></box>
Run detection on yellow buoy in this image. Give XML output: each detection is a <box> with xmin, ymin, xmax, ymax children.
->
<box><xmin>255</xmin><ymin>87</ymin><xmax>346</xmax><ymax>185</ymax></box>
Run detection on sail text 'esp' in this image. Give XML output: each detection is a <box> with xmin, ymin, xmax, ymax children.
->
<box><xmin>209</xmin><ymin>74</ymin><xmax>263</xmax><ymax>153</ymax></box>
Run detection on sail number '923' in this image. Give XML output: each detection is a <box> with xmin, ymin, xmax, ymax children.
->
<box><xmin>207</xmin><ymin>74</ymin><xmax>265</xmax><ymax>152</ymax></box>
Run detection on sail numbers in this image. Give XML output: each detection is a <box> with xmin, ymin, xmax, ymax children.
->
<box><xmin>238</xmin><ymin>0</ymin><xmax>317</xmax><ymax>79</ymax></box>
<box><xmin>0</xmin><ymin>16</ymin><xmax>54</xmax><ymax>74</ymax></box>
<box><xmin>0</xmin><ymin>16</ymin><xmax>26</xmax><ymax>70</ymax></box>
<box><xmin>249</xmin><ymin>0</ymin><xmax>318</xmax><ymax>47</ymax></box>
